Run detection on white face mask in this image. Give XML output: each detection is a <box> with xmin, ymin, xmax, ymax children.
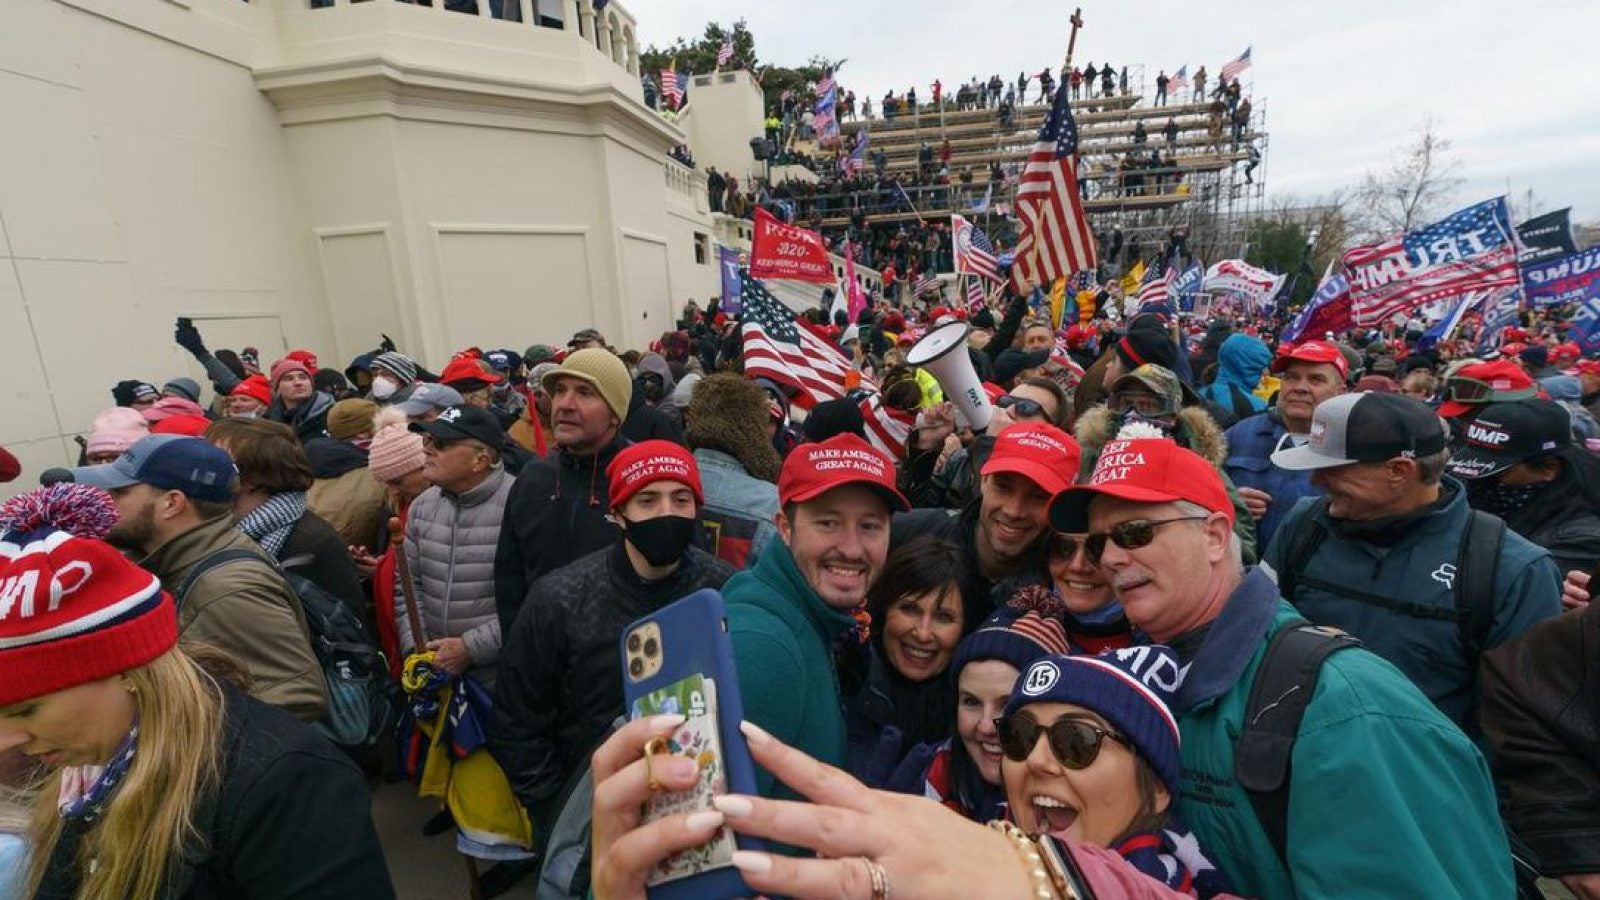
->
<box><xmin>371</xmin><ymin>376</ymin><xmax>399</xmax><ymax>400</ymax></box>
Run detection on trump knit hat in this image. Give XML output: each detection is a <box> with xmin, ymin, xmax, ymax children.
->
<box><xmin>1270</xmin><ymin>393</ymin><xmax>1446</xmax><ymax>472</ymax></box>
<box><xmin>0</xmin><ymin>484</ymin><xmax>179</xmax><ymax>706</ymax></box>
<box><xmin>778</xmin><ymin>433</ymin><xmax>909</xmax><ymax>512</ymax></box>
<box><xmin>1050</xmin><ymin>437</ymin><xmax>1234</xmax><ymax>533</ymax></box>
<box><xmin>1005</xmin><ymin>646</ymin><xmax>1184</xmax><ymax>794</ymax></box>
<box><xmin>606</xmin><ymin>440</ymin><xmax>704</xmax><ymax>510</ymax></box>
<box><xmin>981</xmin><ymin>423</ymin><xmax>1082</xmax><ymax>496</ymax></box>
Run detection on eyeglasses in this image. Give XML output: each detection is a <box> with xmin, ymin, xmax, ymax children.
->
<box><xmin>997</xmin><ymin>395</ymin><xmax>1046</xmax><ymax>419</ymax></box>
<box><xmin>1048</xmin><ymin>533</ymin><xmax>1088</xmax><ymax>561</ymax></box>
<box><xmin>995</xmin><ymin>712</ymin><xmax>1129</xmax><ymax>769</ymax></box>
<box><xmin>1083</xmin><ymin>515</ymin><xmax>1209</xmax><ymax>564</ymax></box>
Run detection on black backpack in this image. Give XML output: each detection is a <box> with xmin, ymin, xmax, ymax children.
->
<box><xmin>177</xmin><ymin>548</ymin><xmax>394</xmax><ymax>750</ymax></box>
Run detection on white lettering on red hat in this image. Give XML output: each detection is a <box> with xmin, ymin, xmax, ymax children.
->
<box><xmin>1090</xmin><ymin>439</ymin><xmax>1146</xmax><ymax>485</ymax></box>
<box><xmin>0</xmin><ymin>559</ymin><xmax>91</xmax><ymax>620</ymax></box>
<box><xmin>808</xmin><ymin>446</ymin><xmax>887</xmax><ymax>477</ymax></box>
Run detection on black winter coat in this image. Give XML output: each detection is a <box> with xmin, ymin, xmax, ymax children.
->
<box><xmin>489</xmin><ymin>543</ymin><xmax>735</xmax><ymax>828</ymax></box>
<box><xmin>1497</xmin><ymin>457</ymin><xmax>1600</xmax><ymax>575</ymax></box>
<box><xmin>279</xmin><ymin>511</ymin><xmax>367</xmax><ymax>621</ymax></box>
<box><xmin>36</xmin><ymin>685</ymin><xmax>393</xmax><ymax>899</ymax></box>
<box><xmin>493</xmin><ymin>436</ymin><xmax>628</xmax><ymax>633</ymax></box>
<box><xmin>1481</xmin><ymin>601</ymin><xmax>1600</xmax><ymax>877</ymax></box>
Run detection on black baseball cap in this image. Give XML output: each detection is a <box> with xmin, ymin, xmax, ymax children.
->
<box><xmin>994</xmin><ymin>348</ymin><xmax>1051</xmax><ymax>385</ymax></box>
<box><xmin>1272</xmin><ymin>392</ymin><xmax>1447</xmax><ymax>471</ymax></box>
<box><xmin>1446</xmin><ymin>400</ymin><xmax>1570</xmax><ymax>480</ymax></box>
<box><xmin>409</xmin><ymin>405</ymin><xmax>505</xmax><ymax>450</ymax></box>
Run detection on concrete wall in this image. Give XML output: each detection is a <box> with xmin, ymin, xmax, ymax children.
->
<box><xmin>0</xmin><ymin>0</ymin><xmax>701</xmax><ymax>494</ymax></box>
<box><xmin>1</xmin><ymin>0</ymin><xmax>329</xmax><ymax>485</ymax></box>
<box><xmin>681</xmin><ymin>70</ymin><xmax>768</xmax><ymax>186</ymax></box>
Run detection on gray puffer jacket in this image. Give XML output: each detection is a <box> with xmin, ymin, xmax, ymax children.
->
<box><xmin>398</xmin><ymin>466</ymin><xmax>512</xmax><ymax>683</ymax></box>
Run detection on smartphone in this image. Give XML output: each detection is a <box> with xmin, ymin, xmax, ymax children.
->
<box><xmin>620</xmin><ymin>589</ymin><xmax>761</xmax><ymax>900</ymax></box>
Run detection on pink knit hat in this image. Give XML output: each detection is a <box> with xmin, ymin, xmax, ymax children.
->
<box><xmin>269</xmin><ymin>357</ymin><xmax>312</xmax><ymax>389</ymax></box>
<box><xmin>141</xmin><ymin>396</ymin><xmax>207</xmax><ymax>423</ymax></box>
<box><xmin>86</xmin><ymin>407</ymin><xmax>150</xmax><ymax>456</ymax></box>
<box><xmin>368</xmin><ymin>421</ymin><xmax>425</xmax><ymax>484</ymax></box>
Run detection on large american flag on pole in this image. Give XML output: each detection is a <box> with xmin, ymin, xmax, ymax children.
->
<box><xmin>1013</xmin><ymin>80</ymin><xmax>1096</xmax><ymax>288</ymax></box>
<box><xmin>660</xmin><ymin>66</ymin><xmax>683</xmax><ymax>107</ymax></box>
<box><xmin>1169</xmin><ymin>65</ymin><xmax>1189</xmax><ymax>93</ymax></box>
<box><xmin>717</xmin><ymin>38</ymin><xmax>734</xmax><ymax>69</ymax></box>
<box><xmin>952</xmin><ymin>214</ymin><xmax>1001</xmax><ymax>282</ymax></box>
<box><xmin>1219</xmin><ymin>47</ymin><xmax>1252</xmax><ymax>84</ymax></box>
<box><xmin>740</xmin><ymin>277</ymin><xmax>868</xmax><ymax>407</ymax></box>
<box><xmin>1344</xmin><ymin>196</ymin><xmax>1522</xmax><ymax>326</ymax></box>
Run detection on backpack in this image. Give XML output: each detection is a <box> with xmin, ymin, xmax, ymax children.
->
<box><xmin>1273</xmin><ymin>498</ymin><xmax>1505</xmax><ymax>664</ymax></box>
<box><xmin>1235</xmin><ymin>620</ymin><xmax>1544</xmax><ymax>899</ymax></box>
<box><xmin>177</xmin><ymin>548</ymin><xmax>394</xmax><ymax>750</ymax></box>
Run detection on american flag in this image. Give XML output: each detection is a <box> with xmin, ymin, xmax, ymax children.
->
<box><xmin>952</xmin><ymin>214</ymin><xmax>1002</xmax><ymax>283</ymax></box>
<box><xmin>1169</xmin><ymin>65</ymin><xmax>1189</xmax><ymax>93</ymax></box>
<box><xmin>1219</xmin><ymin>47</ymin><xmax>1252</xmax><ymax>84</ymax></box>
<box><xmin>1137</xmin><ymin>266</ymin><xmax>1174</xmax><ymax>314</ymax></box>
<box><xmin>660</xmin><ymin>67</ymin><xmax>683</xmax><ymax>107</ymax></box>
<box><xmin>860</xmin><ymin>394</ymin><xmax>913</xmax><ymax>456</ymax></box>
<box><xmin>1344</xmin><ymin>196</ymin><xmax>1522</xmax><ymax>326</ymax></box>
<box><xmin>966</xmin><ymin>276</ymin><xmax>987</xmax><ymax>312</ymax></box>
<box><xmin>814</xmin><ymin>83</ymin><xmax>839</xmax><ymax>147</ymax></box>
<box><xmin>840</xmin><ymin>130</ymin><xmax>868</xmax><ymax>175</ymax></box>
<box><xmin>913</xmin><ymin>272</ymin><xmax>943</xmax><ymax>297</ymax></box>
<box><xmin>740</xmin><ymin>277</ymin><xmax>866</xmax><ymax>407</ymax></box>
<box><xmin>1013</xmin><ymin>80</ymin><xmax>1096</xmax><ymax>289</ymax></box>
<box><xmin>815</xmin><ymin>71</ymin><xmax>835</xmax><ymax>98</ymax></box>
<box><xmin>717</xmin><ymin>38</ymin><xmax>734</xmax><ymax>69</ymax></box>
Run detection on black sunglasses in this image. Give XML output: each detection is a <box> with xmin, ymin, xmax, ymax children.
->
<box><xmin>1082</xmin><ymin>515</ymin><xmax>1208</xmax><ymax>564</ymax></box>
<box><xmin>1048</xmin><ymin>533</ymin><xmax>1087</xmax><ymax>561</ymax></box>
<box><xmin>997</xmin><ymin>395</ymin><xmax>1046</xmax><ymax>419</ymax></box>
<box><xmin>996</xmin><ymin>712</ymin><xmax>1129</xmax><ymax>769</ymax></box>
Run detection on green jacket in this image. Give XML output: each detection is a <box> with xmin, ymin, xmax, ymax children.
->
<box><xmin>724</xmin><ymin>540</ymin><xmax>858</xmax><ymax>800</ymax></box>
<box><xmin>1173</xmin><ymin>568</ymin><xmax>1513</xmax><ymax>900</ymax></box>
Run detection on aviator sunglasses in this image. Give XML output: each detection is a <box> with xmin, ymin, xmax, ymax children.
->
<box><xmin>995</xmin><ymin>711</ymin><xmax>1130</xmax><ymax>769</ymax></box>
<box><xmin>1078</xmin><ymin>515</ymin><xmax>1209</xmax><ymax>564</ymax></box>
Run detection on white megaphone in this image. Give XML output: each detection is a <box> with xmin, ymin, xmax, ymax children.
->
<box><xmin>906</xmin><ymin>321</ymin><xmax>992</xmax><ymax>431</ymax></box>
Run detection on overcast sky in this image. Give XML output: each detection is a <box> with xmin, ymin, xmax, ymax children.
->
<box><xmin>639</xmin><ymin>0</ymin><xmax>1600</xmax><ymax>229</ymax></box>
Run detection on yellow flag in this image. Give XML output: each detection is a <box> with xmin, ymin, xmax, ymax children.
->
<box><xmin>1120</xmin><ymin>260</ymin><xmax>1146</xmax><ymax>296</ymax></box>
<box><xmin>1049</xmin><ymin>277</ymin><xmax>1068</xmax><ymax>330</ymax></box>
<box><xmin>1076</xmin><ymin>289</ymin><xmax>1098</xmax><ymax>324</ymax></box>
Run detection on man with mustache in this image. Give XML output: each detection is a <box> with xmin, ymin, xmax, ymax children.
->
<box><xmin>894</xmin><ymin>421</ymin><xmax>1081</xmax><ymax>629</ymax></box>
<box><xmin>493</xmin><ymin>348</ymin><xmax>631</xmax><ymax>632</ymax></box>
<box><xmin>1047</xmin><ymin>435</ymin><xmax>1515</xmax><ymax>899</ymax></box>
<box><xmin>725</xmin><ymin>434</ymin><xmax>910</xmax><ymax>800</ymax></box>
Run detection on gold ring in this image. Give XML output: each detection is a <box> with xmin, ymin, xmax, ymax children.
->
<box><xmin>643</xmin><ymin>735</ymin><xmax>671</xmax><ymax>792</ymax></box>
<box><xmin>862</xmin><ymin>858</ymin><xmax>890</xmax><ymax>900</ymax></box>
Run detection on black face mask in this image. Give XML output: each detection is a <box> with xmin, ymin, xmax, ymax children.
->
<box><xmin>622</xmin><ymin>515</ymin><xmax>697</xmax><ymax>568</ymax></box>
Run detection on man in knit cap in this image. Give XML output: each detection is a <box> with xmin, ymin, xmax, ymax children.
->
<box><xmin>111</xmin><ymin>380</ymin><xmax>161</xmax><ymax>412</ymax></box>
<box><xmin>161</xmin><ymin>377</ymin><xmax>203</xmax><ymax>405</ymax></box>
<box><xmin>266</xmin><ymin>356</ymin><xmax>335</xmax><ymax>443</ymax></box>
<box><xmin>228</xmin><ymin>375</ymin><xmax>272</xmax><ymax>418</ymax></box>
<box><xmin>307</xmin><ymin>398</ymin><xmax>390</xmax><ymax>553</ymax></box>
<box><xmin>494</xmin><ymin>348</ymin><xmax>632</xmax><ymax>632</ymax></box>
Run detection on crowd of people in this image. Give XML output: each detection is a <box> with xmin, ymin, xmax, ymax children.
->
<box><xmin>2</xmin><ymin>256</ymin><xmax>1598</xmax><ymax>900</ymax></box>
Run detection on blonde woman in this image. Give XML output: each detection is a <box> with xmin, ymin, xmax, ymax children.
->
<box><xmin>0</xmin><ymin>484</ymin><xmax>393</xmax><ymax>899</ymax></box>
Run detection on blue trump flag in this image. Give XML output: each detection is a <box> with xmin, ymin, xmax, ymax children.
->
<box><xmin>1171</xmin><ymin>262</ymin><xmax>1204</xmax><ymax>311</ymax></box>
<box><xmin>1475</xmin><ymin>286</ymin><xmax>1524</xmax><ymax>353</ymax></box>
<box><xmin>719</xmin><ymin>246</ymin><xmax>744</xmax><ymax>315</ymax></box>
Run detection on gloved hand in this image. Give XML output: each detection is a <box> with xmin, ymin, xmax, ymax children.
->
<box><xmin>858</xmin><ymin>726</ymin><xmax>905</xmax><ymax>790</ymax></box>
<box><xmin>379</xmin><ymin>333</ymin><xmax>397</xmax><ymax>353</ymax></box>
<box><xmin>883</xmin><ymin>740</ymin><xmax>938</xmax><ymax>795</ymax></box>
<box><xmin>174</xmin><ymin>317</ymin><xmax>208</xmax><ymax>358</ymax></box>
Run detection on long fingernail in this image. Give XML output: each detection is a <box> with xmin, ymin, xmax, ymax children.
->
<box><xmin>730</xmin><ymin>850</ymin><xmax>773</xmax><ymax>874</ymax></box>
<box><xmin>711</xmin><ymin>794</ymin><xmax>754</xmax><ymax>817</ymax></box>
<box><xmin>739</xmin><ymin>720</ymin><xmax>772</xmax><ymax>746</ymax></box>
<box><xmin>648</xmin><ymin>714</ymin><xmax>686</xmax><ymax>731</ymax></box>
<box><xmin>685</xmin><ymin>810</ymin><xmax>724</xmax><ymax>832</ymax></box>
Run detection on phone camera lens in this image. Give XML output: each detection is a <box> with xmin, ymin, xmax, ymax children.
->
<box><xmin>627</xmin><ymin>633</ymin><xmax>641</xmax><ymax>653</ymax></box>
<box><xmin>644</xmin><ymin>637</ymin><xmax>659</xmax><ymax>657</ymax></box>
<box><xmin>629</xmin><ymin>657</ymin><xmax>644</xmax><ymax>677</ymax></box>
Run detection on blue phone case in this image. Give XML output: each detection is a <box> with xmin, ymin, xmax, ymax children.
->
<box><xmin>620</xmin><ymin>588</ymin><xmax>761</xmax><ymax>900</ymax></box>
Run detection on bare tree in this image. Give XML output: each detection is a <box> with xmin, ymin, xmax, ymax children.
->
<box><xmin>1352</xmin><ymin>119</ymin><xmax>1462</xmax><ymax>241</ymax></box>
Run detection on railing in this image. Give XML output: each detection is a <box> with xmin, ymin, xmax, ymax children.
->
<box><xmin>307</xmin><ymin>0</ymin><xmax>640</xmax><ymax>75</ymax></box>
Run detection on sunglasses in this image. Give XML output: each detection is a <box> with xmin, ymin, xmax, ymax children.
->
<box><xmin>997</xmin><ymin>395</ymin><xmax>1047</xmax><ymax>419</ymax></box>
<box><xmin>996</xmin><ymin>712</ymin><xmax>1129</xmax><ymax>769</ymax></box>
<box><xmin>1082</xmin><ymin>515</ymin><xmax>1208</xmax><ymax>564</ymax></box>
